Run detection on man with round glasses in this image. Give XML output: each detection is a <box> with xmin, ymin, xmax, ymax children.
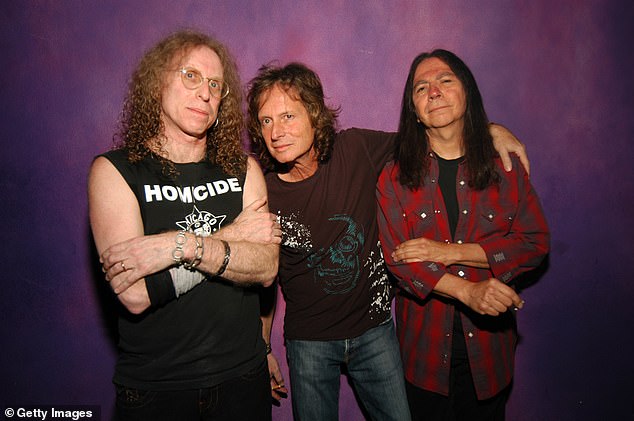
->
<box><xmin>88</xmin><ymin>30</ymin><xmax>281</xmax><ymax>420</ymax></box>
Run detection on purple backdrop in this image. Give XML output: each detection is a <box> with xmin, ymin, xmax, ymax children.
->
<box><xmin>2</xmin><ymin>1</ymin><xmax>633</xmax><ymax>419</ymax></box>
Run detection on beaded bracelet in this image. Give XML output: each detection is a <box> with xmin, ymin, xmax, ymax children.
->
<box><xmin>215</xmin><ymin>240</ymin><xmax>231</xmax><ymax>277</ymax></box>
<box><xmin>184</xmin><ymin>233</ymin><xmax>204</xmax><ymax>270</ymax></box>
<box><xmin>265</xmin><ymin>342</ymin><xmax>272</xmax><ymax>355</ymax></box>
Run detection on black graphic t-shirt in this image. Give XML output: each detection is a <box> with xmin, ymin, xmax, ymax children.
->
<box><xmin>101</xmin><ymin>149</ymin><xmax>264</xmax><ymax>390</ymax></box>
<box><xmin>266</xmin><ymin>128</ymin><xmax>395</xmax><ymax>340</ymax></box>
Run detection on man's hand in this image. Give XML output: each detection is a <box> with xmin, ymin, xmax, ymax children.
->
<box><xmin>217</xmin><ymin>198</ymin><xmax>282</xmax><ymax>244</ymax></box>
<box><xmin>267</xmin><ymin>352</ymin><xmax>288</xmax><ymax>402</ymax></box>
<box><xmin>459</xmin><ymin>278</ymin><xmax>524</xmax><ymax>316</ymax></box>
<box><xmin>101</xmin><ymin>232</ymin><xmax>173</xmax><ymax>294</ymax></box>
<box><xmin>490</xmin><ymin>123</ymin><xmax>530</xmax><ymax>175</ymax></box>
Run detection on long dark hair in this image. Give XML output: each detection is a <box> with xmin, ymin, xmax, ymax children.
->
<box><xmin>394</xmin><ymin>49</ymin><xmax>499</xmax><ymax>190</ymax></box>
<box><xmin>247</xmin><ymin>62</ymin><xmax>340</xmax><ymax>172</ymax></box>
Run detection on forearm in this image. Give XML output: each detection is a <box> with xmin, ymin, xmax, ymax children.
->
<box><xmin>260</xmin><ymin>284</ymin><xmax>277</xmax><ymax>345</ymax></box>
<box><xmin>432</xmin><ymin>273</ymin><xmax>470</xmax><ymax>302</ymax></box>
<box><xmin>384</xmin><ymin>257</ymin><xmax>446</xmax><ymax>301</ymax></box>
<box><xmin>117</xmin><ymin>279</ymin><xmax>151</xmax><ymax>314</ymax></box>
<box><xmin>183</xmin><ymin>234</ymin><xmax>279</xmax><ymax>286</ymax></box>
<box><xmin>210</xmin><ymin>223</ymin><xmax>247</xmax><ymax>242</ymax></box>
<box><xmin>261</xmin><ymin>308</ymin><xmax>273</xmax><ymax>347</ymax></box>
<box><xmin>261</xmin><ymin>287</ymin><xmax>286</xmax><ymax>397</ymax></box>
<box><xmin>136</xmin><ymin>231</ymin><xmax>280</xmax><ymax>304</ymax></box>
<box><xmin>434</xmin><ymin>272</ymin><xmax>524</xmax><ymax>316</ymax></box>
<box><xmin>448</xmin><ymin>243</ymin><xmax>489</xmax><ymax>268</ymax></box>
<box><xmin>219</xmin><ymin>241</ymin><xmax>278</xmax><ymax>286</ymax></box>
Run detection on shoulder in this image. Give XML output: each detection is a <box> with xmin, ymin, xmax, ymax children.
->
<box><xmin>337</xmin><ymin>127</ymin><xmax>394</xmax><ymax>142</ymax></box>
<box><xmin>94</xmin><ymin>148</ymin><xmax>139</xmax><ymax>177</ymax></box>
<box><xmin>246</xmin><ymin>155</ymin><xmax>261</xmax><ymax>171</ymax></box>
<box><xmin>98</xmin><ymin>148</ymin><xmax>128</xmax><ymax>165</ymax></box>
<box><xmin>244</xmin><ymin>156</ymin><xmax>267</xmax><ymax>194</ymax></box>
<box><xmin>246</xmin><ymin>156</ymin><xmax>265</xmax><ymax>179</ymax></box>
<box><xmin>335</xmin><ymin>128</ymin><xmax>395</xmax><ymax>162</ymax></box>
<box><xmin>88</xmin><ymin>154</ymin><xmax>136</xmax><ymax>202</ymax></box>
<box><xmin>378</xmin><ymin>160</ymin><xmax>398</xmax><ymax>184</ymax></box>
<box><xmin>90</xmin><ymin>149</ymin><xmax>127</xmax><ymax>177</ymax></box>
<box><xmin>100</xmin><ymin>148</ymin><xmax>166</xmax><ymax>185</ymax></box>
<box><xmin>382</xmin><ymin>159</ymin><xmax>397</xmax><ymax>173</ymax></box>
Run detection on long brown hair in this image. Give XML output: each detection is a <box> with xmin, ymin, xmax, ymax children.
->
<box><xmin>246</xmin><ymin>62</ymin><xmax>339</xmax><ymax>172</ymax></box>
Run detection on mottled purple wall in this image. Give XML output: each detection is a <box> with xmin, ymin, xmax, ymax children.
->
<box><xmin>1</xmin><ymin>1</ymin><xmax>632</xmax><ymax>419</ymax></box>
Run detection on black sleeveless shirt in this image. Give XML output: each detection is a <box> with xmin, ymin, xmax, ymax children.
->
<box><xmin>102</xmin><ymin>149</ymin><xmax>265</xmax><ymax>390</ymax></box>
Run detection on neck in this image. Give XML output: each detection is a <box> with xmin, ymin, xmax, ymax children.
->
<box><xmin>279</xmin><ymin>159</ymin><xmax>319</xmax><ymax>182</ymax></box>
<box><xmin>156</xmin><ymin>136</ymin><xmax>207</xmax><ymax>164</ymax></box>
<box><xmin>427</xmin><ymin>124</ymin><xmax>464</xmax><ymax>160</ymax></box>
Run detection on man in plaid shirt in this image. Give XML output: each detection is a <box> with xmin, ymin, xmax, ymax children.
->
<box><xmin>377</xmin><ymin>50</ymin><xmax>550</xmax><ymax>420</ymax></box>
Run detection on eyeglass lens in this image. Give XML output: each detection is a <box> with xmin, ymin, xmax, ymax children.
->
<box><xmin>180</xmin><ymin>68</ymin><xmax>228</xmax><ymax>98</ymax></box>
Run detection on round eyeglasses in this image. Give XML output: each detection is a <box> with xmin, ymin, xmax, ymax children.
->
<box><xmin>179</xmin><ymin>68</ymin><xmax>230</xmax><ymax>99</ymax></box>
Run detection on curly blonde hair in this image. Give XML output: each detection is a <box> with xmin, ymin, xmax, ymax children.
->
<box><xmin>114</xmin><ymin>30</ymin><xmax>246</xmax><ymax>176</ymax></box>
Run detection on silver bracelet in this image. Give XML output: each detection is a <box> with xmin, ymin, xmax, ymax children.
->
<box><xmin>172</xmin><ymin>230</ymin><xmax>187</xmax><ymax>263</ymax></box>
<box><xmin>184</xmin><ymin>233</ymin><xmax>204</xmax><ymax>270</ymax></box>
<box><xmin>215</xmin><ymin>240</ymin><xmax>231</xmax><ymax>277</ymax></box>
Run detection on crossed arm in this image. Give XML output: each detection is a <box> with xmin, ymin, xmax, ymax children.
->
<box><xmin>389</xmin><ymin>237</ymin><xmax>523</xmax><ymax>315</ymax></box>
<box><xmin>379</xmin><ymin>125</ymin><xmax>532</xmax><ymax>316</ymax></box>
<box><xmin>88</xmin><ymin>155</ymin><xmax>281</xmax><ymax>314</ymax></box>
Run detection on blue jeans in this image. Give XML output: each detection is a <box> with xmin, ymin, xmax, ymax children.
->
<box><xmin>286</xmin><ymin>318</ymin><xmax>411</xmax><ymax>421</ymax></box>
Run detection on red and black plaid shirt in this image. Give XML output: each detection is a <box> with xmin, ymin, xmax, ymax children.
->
<box><xmin>376</xmin><ymin>153</ymin><xmax>549</xmax><ymax>399</ymax></box>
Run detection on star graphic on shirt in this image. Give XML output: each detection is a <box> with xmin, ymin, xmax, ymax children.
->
<box><xmin>176</xmin><ymin>205</ymin><xmax>226</xmax><ymax>236</ymax></box>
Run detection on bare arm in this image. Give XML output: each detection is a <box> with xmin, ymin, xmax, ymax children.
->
<box><xmin>260</xmin><ymin>285</ymin><xmax>287</xmax><ymax>401</ymax></box>
<box><xmin>489</xmin><ymin>123</ymin><xmax>530</xmax><ymax>175</ymax></box>
<box><xmin>194</xmin><ymin>156</ymin><xmax>279</xmax><ymax>283</ymax></box>
<box><xmin>88</xmin><ymin>156</ymin><xmax>151</xmax><ymax>314</ymax></box>
<box><xmin>102</xmin><ymin>157</ymin><xmax>280</xmax><ymax>293</ymax></box>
